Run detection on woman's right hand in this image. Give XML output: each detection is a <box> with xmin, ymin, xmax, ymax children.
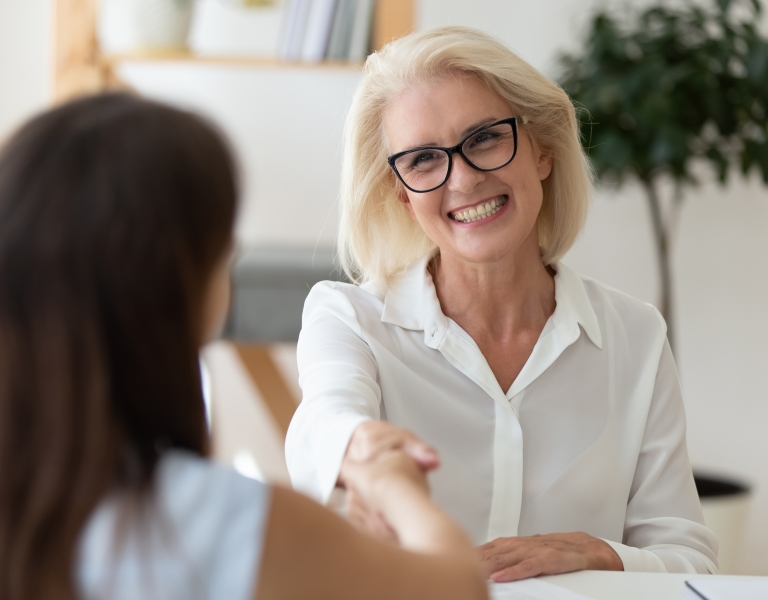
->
<box><xmin>339</xmin><ymin>421</ymin><xmax>440</xmax><ymax>485</ymax></box>
<box><xmin>343</xmin><ymin>449</ymin><xmax>430</xmax><ymax>510</ymax></box>
<box><xmin>338</xmin><ymin>421</ymin><xmax>440</xmax><ymax>539</ymax></box>
<box><xmin>341</xmin><ymin>450</ymin><xmax>430</xmax><ymax>544</ymax></box>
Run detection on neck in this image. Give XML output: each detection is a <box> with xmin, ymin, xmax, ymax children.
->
<box><xmin>432</xmin><ymin>233</ymin><xmax>555</xmax><ymax>338</ymax></box>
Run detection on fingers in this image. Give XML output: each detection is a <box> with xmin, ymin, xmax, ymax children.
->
<box><xmin>478</xmin><ymin>536</ymin><xmax>525</xmax><ymax>562</ymax></box>
<box><xmin>402</xmin><ymin>439</ymin><xmax>440</xmax><ymax>469</ymax></box>
<box><xmin>341</xmin><ymin>449</ymin><xmax>430</xmax><ymax>523</ymax></box>
<box><xmin>490</xmin><ymin>559</ymin><xmax>546</xmax><ymax>583</ymax></box>
<box><xmin>368</xmin><ymin>433</ymin><xmax>438</xmax><ymax>469</ymax></box>
<box><xmin>348</xmin><ymin>422</ymin><xmax>439</xmax><ymax>470</ymax></box>
<box><xmin>479</xmin><ymin>533</ymin><xmax>603</xmax><ymax>582</ymax></box>
<box><xmin>484</xmin><ymin>546</ymin><xmax>561</xmax><ymax>582</ymax></box>
<box><xmin>480</xmin><ymin>545</ymin><xmax>529</xmax><ymax>577</ymax></box>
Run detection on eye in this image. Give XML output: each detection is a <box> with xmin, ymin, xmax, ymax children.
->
<box><xmin>467</xmin><ymin>130</ymin><xmax>500</xmax><ymax>148</ymax></box>
<box><xmin>408</xmin><ymin>151</ymin><xmax>440</xmax><ymax>169</ymax></box>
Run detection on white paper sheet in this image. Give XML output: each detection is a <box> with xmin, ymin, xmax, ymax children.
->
<box><xmin>491</xmin><ymin>578</ymin><xmax>592</xmax><ymax>600</ymax></box>
<box><xmin>685</xmin><ymin>576</ymin><xmax>768</xmax><ymax>600</ymax></box>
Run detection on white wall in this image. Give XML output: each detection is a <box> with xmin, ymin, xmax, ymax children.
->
<box><xmin>117</xmin><ymin>61</ymin><xmax>357</xmax><ymax>246</ymax></box>
<box><xmin>0</xmin><ymin>0</ymin><xmax>52</xmax><ymax>142</ymax></box>
<box><xmin>2</xmin><ymin>0</ymin><xmax>767</xmax><ymax>576</ymax></box>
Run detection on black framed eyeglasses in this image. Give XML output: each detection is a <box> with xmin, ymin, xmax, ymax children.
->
<box><xmin>387</xmin><ymin>117</ymin><xmax>524</xmax><ymax>193</ymax></box>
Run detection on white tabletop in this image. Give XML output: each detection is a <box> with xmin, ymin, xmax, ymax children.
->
<box><xmin>535</xmin><ymin>571</ymin><xmax>689</xmax><ymax>599</ymax></box>
<box><xmin>531</xmin><ymin>571</ymin><xmax>765</xmax><ymax>600</ymax></box>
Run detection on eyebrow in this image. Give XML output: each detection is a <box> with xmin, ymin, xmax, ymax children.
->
<box><xmin>401</xmin><ymin>117</ymin><xmax>501</xmax><ymax>151</ymax></box>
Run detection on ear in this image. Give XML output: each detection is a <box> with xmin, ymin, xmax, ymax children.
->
<box><xmin>537</xmin><ymin>149</ymin><xmax>554</xmax><ymax>181</ymax></box>
<box><xmin>397</xmin><ymin>187</ymin><xmax>418</xmax><ymax>221</ymax></box>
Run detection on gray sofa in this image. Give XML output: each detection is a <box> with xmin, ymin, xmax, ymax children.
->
<box><xmin>225</xmin><ymin>246</ymin><xmax>345</xmax><ymax>343</ymax></box>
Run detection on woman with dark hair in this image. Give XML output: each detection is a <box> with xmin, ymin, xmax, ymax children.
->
<box><xmin>0</xmin><ymin>93</ymin><xmax>488</xmax><ymax>600</ymax></box>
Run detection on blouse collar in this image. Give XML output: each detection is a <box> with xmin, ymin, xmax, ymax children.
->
<box><xmin>380</xmin><ymin>252</ymin><xmax>603</xmax><ymax>350</ymax></box>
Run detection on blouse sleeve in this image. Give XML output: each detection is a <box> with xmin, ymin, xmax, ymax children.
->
<box><xmin>603</xmin><ymin>338</ymin><xmax>719</xmax><ymax>574</ymax></box>
<box><xmin>285</xmin><ymin>282</ymin><xmax>382</xmax><ymax>503</ymax></box>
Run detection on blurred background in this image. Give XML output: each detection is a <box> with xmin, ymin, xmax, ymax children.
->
<box><xmin>1</xmin><ymin>0</ymin><xmax>766</xmax><ymax>576</ymax></box>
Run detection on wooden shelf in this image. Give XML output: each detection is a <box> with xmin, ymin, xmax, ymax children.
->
<box><xmin>54</xmin><ymin>0</ymin><xmax>414</xmax><ymax>101</ymax></box>
<box><xmin>102</xmin><ymin>51</ymin><xmax>364</xmax><ymax>72</ymax></box>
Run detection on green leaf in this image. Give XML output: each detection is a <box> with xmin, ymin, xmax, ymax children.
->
<box><xmin>557</xmin><ymin>0</ymin><xmax>768</xmax><ymax>194</ymax></box>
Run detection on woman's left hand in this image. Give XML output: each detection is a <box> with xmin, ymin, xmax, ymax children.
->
<box><xmin>478</xmin><ymin>532</ymin><xmax>623</xmax><ymax>582</ymax></box>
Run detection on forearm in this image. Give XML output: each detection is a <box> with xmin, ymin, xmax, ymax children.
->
<box><xmin>379</xmin><ymin>493</ymin><xmax>489</xmax><ymax>600</ymax></box>
<box><xmin>357</xmin><ymin>484</ymin><xmax>488</xmax><ymax>600</ymax></box>
<box><xmin>285</xmin><ymin>403</ymin><xmax>372</xmax><ymax>501</ymax></box>
<box><xmin>257</xmin><ymin>486</ymin><xmax>488</xmax><ymax>600</ymax></box>
<box><xmin>378</xmin><ymin>478</ymin><xmax>477</xmax><ymax>560</ymax></box>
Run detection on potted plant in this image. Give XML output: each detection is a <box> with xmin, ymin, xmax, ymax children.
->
<box><xmin>558</xmin><ymin>0</ymin><xmax>768</xmax><ymax>573</ymax></box>
<box><xmin>558</xmin><ymin>0</ymin><xmax>768</xmax><ymax>350</ymax></box>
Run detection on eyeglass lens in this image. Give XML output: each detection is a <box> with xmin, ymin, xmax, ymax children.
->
<box><xmin>393</xmin><ymin>121</ymin><xmax>517</xmax><ymax>192</ymax></box>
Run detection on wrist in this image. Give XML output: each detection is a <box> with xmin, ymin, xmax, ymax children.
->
<box><xmin>592</xmin><ymin>539</ymin><xmax>624</xmax><ymax>571</ymax></box>
<box><xmin>374</xmin><ymin>474</ymin><xmax>431</xmax><ymax>520</ymax></box>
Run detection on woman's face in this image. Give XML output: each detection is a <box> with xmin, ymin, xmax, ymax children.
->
<box><xmin>383</xmin><ymin>74</ymin><xmax>553</xmax><ymax>265</ymax></box>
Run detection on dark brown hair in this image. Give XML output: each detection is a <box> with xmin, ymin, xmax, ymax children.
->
<box><xmin>0</xmin><ymin>93</ymin><xmax>237</xmax><ymax>599</ymax></box>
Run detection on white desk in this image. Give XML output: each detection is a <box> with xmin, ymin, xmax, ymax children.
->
<box><xmin>539</xmin><ymin>571</ymin><xmax>689</xmax><ymax>599</ymax></box>
<box><xmin>532</xmin><ymin>571</ymin><xmax>754</xmax><ymax>600</ymax></box>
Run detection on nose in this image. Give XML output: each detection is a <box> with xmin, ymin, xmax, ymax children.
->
<box><xmin>446</xmin><ymin>153</ymin><xmax>485</xmax><ymax>193</ymax></box>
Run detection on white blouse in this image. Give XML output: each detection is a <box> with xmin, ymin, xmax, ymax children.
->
<box><xmin>285</xmin><ymin>253</ymin><xmax>719</xmax><ymax>574</ymax></box>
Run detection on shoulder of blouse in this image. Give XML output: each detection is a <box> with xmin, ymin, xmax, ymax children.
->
<box><xmin>77</xmin><ymin>451</ymin><xmax>271</xmax><ymax>600</ymax></box>
<box><xmin>301</xmin><ymin>279</ymin><xmax>387</xmax><ymax>332</ymax></box>
<box><xmin>577</xmin><ymin>273</ymin><xmax>668</xmax><ymax>339</ymax></box>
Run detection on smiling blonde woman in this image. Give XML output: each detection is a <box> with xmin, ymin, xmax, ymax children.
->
<box><xmin>337</xmin><ymin>27</ymin><xmax>590</xmax><ymax>286</ymax></box>
<box><xmin>285</xmin><ymin>26</ymin><xmax>718</xmax><ymax>581</ymax></box>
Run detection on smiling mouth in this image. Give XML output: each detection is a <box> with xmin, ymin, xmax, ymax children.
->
<box><xmin>448</xmin><ymin>196</ymin><xmax>508</xmax><ymax>223</ymax></box>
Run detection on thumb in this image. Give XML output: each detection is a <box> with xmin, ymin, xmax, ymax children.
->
<box><xmin>403</xmin><ymin>440</ymin><xmax>440</xmax><ymax>470</ymax></box>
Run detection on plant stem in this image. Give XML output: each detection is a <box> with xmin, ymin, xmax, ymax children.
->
<box><xmin>642</xmin><ymin>179</ymin><xmax>675</xmax><ymax>353</ymax></box>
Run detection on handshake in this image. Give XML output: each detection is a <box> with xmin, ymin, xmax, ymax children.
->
<box><xmin>338</xmin><ymin>421</ymin><xmax>441</xmax><ymax>543</ymax></box>
<box><xmin>337</xmin><ymin>421</ymin><xmax>623</xmax><ymax>582</ymax></box>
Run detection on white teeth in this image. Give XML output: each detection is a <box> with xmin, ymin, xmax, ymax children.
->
<box><xmin>451</xmin><ymin>197</ymin><xmax>506</xmax><ymax>223</ymax></box>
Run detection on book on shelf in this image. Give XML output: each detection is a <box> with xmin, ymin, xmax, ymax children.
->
<box><xmin>326</xmin><ymin>0</ymin><xmax>356</xmax><ymax>61</ymax></box>
<box><xmin>278</xmin><ymin>0</ymin><xmax>312</xmax><ymax>60</ymax></box>
<box><xmin>279</xmin><ymin>0</ymin><xmax>378</xmax><ymax>63</ymax></box>
<box><xmin>348</xmin><ymin>0</ymin><xmax>375</xmax><ymax>62</ymax></box>
<box><xmin>301</xmin><ymin>0</ymin><xmax>338</xmax><ymax>62</ymax></box>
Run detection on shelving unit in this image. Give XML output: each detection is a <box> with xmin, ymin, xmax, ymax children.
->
<box><xmin>54</xmin><ymin>0</ymin><xmax>414</xmax><ymax>102</ymax></box>
<box><xmin>101</xmin><ymin>50</ymin><xmax>364</xmax><ymax>70</ymax></box>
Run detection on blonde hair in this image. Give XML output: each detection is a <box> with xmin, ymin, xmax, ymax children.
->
<box><xmin>338</xmin><ymin>26</ymin><xmax>592</xmax><ymax>285</ymax></box>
